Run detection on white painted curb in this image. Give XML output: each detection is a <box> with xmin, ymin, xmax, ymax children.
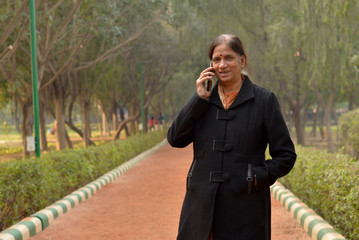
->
<box><xmin>271</xmin><ymin>182</ymin><xmax>347</xmax><ymax>240</ymax></box>
<box><xmin>0</xmin><ymin>139</ymin><xmax>167</xmax><ymax>240</ymax></box>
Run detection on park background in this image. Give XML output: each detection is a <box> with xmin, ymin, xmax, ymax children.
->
<box><xmin>0</xmin><ymin>0</ymin><xmax>358</xmax><ymax>239</ymax></box>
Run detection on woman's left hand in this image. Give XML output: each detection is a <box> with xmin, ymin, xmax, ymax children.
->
<box><xmin>196</xmin><ymin>67</ymin><xmax>215</xmax><ymax>99</ymax></box>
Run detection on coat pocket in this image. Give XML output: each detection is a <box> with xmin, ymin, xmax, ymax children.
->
<box><xmin>247</xmin><ymin>163</ymin><xmax>254</xmax><ymax>194</ymax></box>
<box><xmin>186</xmin><ymin>160</ymin><xmax>197</xmax><ymax>192</ymax></box>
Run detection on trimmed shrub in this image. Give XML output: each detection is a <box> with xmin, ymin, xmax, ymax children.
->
<box><xmin>280</xmin><ymin>145</ymin><xmax>359</xmax><ymax>240</ymax></box>
<box><xmin>0</xmin><ymin>130</ymin><xmax>166</xmax><ymax>230</ymax></box>
<box><xmin>338</xmin><ymin>108</ymin><xmax>359</xmax><ymax>158</ymax></box>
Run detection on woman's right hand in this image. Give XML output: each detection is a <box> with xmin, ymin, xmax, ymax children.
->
<box><xmin>196</xmin><ymin>67</ymin><xmax>215</xmax><ymax>99</ymax></box>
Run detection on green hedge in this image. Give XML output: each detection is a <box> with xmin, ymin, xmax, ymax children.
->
<box><xmin>0</xmin><ymin>130</ymin><xmax>166</xmax><ymax>231</ymax></box>
<box><xmin>280</xmin><ymin>145</ymin><xmax>359</xmax><ymax>240</ymax></box>
<box><xmin>339</xmin><ymin>108</ymin><xmax>359</xmax><ymax>158</ymax></box>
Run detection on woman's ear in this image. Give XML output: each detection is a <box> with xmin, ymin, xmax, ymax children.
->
<box><xmin>240</xmin><ymin>56</ymin><xmax>246</xmax><ymax>67</ymax></box>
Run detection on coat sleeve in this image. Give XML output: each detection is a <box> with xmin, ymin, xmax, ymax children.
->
<box><xmin>254</xmin><ymin>92</ymin><xmax>296</xmax><ymax>190</ymax></box>
<box><xmin>167</xmin><ymin>93</ymin><xmax>210</xmax><ymax>148</ymax></box>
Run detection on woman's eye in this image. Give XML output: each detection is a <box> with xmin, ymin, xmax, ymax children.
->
<box><xmin>225</xmin><ymin>56</ymin><xmax>234</xmax><ymax>61</ymax></box>
<box><xmin>213</xmin><ymin>59</ymin><xmax>220</xmax><ymax>64</ymax></box>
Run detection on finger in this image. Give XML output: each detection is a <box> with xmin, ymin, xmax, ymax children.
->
<box><xmin>196</xmin><ymin>76</ymin><xmax>213</xmax><ymax>85</ymax></box>
<box><xmin>201</xmin><ymin>67</ymin><xmax>215</xmax><ymax>74</ymax></box>
<box><xmin>200</xmin><ymin>72</ymin><xmax>215</xmax><ymax>81</ymax></box>
<box><xmin>199</xmin><ymin>74</ymin><xmax>212</xmax><ymax>81</ymax></box>
<box><xmin>203</xmin><ymin>71</ymin><xmax>215</xmax><ymax>77</ymax></box>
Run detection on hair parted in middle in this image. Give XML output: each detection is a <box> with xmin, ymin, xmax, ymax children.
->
<box><xmin>208</xmin><ymin>34</ymin><xmax>247</xmax><ymax>68</ymax></box>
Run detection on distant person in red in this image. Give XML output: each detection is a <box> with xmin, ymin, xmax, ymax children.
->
<box><xmin>49</xmin><ymin>121</ymin><xmax>56</xmax><ymax>135</ymax></box>
<box><xmin>149</xmin><ymin>116</ymin><xmax>155</xmax><ymax>131</ymax></box>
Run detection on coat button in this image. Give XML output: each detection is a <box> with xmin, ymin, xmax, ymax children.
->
<box><xmin>223</xmin><ymin>172</ymin><xmax>230</xmax><ymax>181</ymax></box>
<box><xmin>224</xmin><ymin>143</ymin><xmax>232</xmax><ymax>151</ymax></box>
<box><xmin>227</xmin><ymin>111</ymin><xmax>236</xmax><ymax>120</ymax></box>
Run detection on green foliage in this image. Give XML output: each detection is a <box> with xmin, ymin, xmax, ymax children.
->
<box><xmin>338</xmin><ymin>109</ymin><xmax>359</xmax><ymax>157</ymax></box>
<box><xmin>350</xmin><ymin>52</ymin><xmax>359</xmax><ymax>73</ymax></box>
<box><xmin>0</xmin><ymin>80</ymin><xmax>10</xmax><ymax>110</ymax></box>
<box><xmin>0</xmin><ymin>121</ymin><xmax>11</xmax><ymax>134</ymax></box>
<box><xmin>0</xmin><ymin>146</ymin><xmax>22</xmax><ymax>155</ymax></box>
<box><xmin>280</xmin><ymin>146</ymin><xmax>359</xmax><ymax>240</ymax></box>
<box><xmin>0</xmin><ymin>130</ymin><xmax>166</xmax><ymax>231</ymax></box>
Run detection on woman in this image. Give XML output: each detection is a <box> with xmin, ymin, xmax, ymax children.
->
<box><xmin>167</xmin><ymin>34</ymin><xmax>296</xmax><ymax>240</ymax></box>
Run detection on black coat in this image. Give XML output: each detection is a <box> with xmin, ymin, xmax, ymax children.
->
<box><xmin>167</xmin><ymin>76</ymin><xmax>296</xmax><ymax>240</ymax></box>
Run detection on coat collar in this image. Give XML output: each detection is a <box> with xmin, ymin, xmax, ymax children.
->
<box><xmin>209</xmin><ymin>75</ymin><xmax>255</xmax><ymax>109</ymax></box>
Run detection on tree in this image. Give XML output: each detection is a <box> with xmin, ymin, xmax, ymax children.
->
<box><xmin>112</xmin><ymin>20</ymin><xmax>181</xmax><ymax>139</ymax></box>
<box><xmin>296</xmin><ymin>0</ymin><xmax>358</xmax><ymax>152</ymax></box>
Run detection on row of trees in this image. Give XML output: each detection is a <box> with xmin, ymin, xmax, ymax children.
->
<box><xmin>0</xmin><ymin>0</ymin><xmax>182</xmax><ymax>156</ymax></box>
<box><xmin>170</xmin><ymin>0</ymin><xmax>359</xmax><ymax>152</ymax></box>
<box><xmin>1</xmin><ymin>0</ymin><xmax>359</xmax><ymax>156</ymax></box>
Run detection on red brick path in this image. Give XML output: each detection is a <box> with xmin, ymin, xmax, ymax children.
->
<box><xmin>30</xmin><ymin>143</ymin><xmax>311</xmax><ymax>240</ymax></box>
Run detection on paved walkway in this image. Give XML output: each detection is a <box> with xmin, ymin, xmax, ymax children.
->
<box><xmin>30</xmin><ymin>143</ymin><xmax>311</xmax><ymax>240</ymax></box>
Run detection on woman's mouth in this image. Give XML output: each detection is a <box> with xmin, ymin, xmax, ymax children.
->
<box><xmin>219</xmin><ymin>71</ymin><xmax>230</xmax><ymax>77</ymax></box>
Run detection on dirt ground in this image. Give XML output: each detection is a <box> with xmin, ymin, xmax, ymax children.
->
<box><xmin>30</xmin><ymin>143</ymin><xmax>310</xmax><ymax>240</ymax></box>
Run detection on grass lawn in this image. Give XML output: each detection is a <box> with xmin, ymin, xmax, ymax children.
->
<box><xmin>0</xmin><ymin>127</ymin><xmax>127</xmax><ymax>162</ymax></box>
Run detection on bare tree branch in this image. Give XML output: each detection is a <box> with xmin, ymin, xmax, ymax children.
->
<box><xmin>119</xmin><ymin>2</ymin><xmax>136</xmax><ymax>16</ymax></box>
<box><xmin>90</xmin><ymin>47</ymin><xmax>132</xmax><ymax>66</ymax></box>
<box><xmin>47</xmin><ymin>0</ymin><xmax>66</xmax><ymax>15</ymax></box>
<box><xmin>113</xmin><ymin>112</ymin><xmax>140</xmax><ymax>141</ymax></box>
<box><xmin>0</xmin><ymin>45</ymin><xmax>13</xmax><ymax>64</ymax></box>
<box><xmin>74</xmin><ymin>4</ymin><xmax>167</xmax><ymax>71</ymax></box>
<box><xmin>39</xmin><ymin>30</ymin><xmax>90</xmax><ymax>92</ymax></box>
<box><xmin>0</xmin><ymin>24</ymin><xmax>26</xmax><ymax>63</ymax></box>
<box><xmin>44</xmin><ymin>0</ymin><xmax>83</xmax><ymax>60</ymax></box>
<box><xmin>237</xmin><ymin>13</ymin><xmax>258</xmax><ymax>37</ymax></box>
<box><xmin>0</xmin><ymin>0</ymin><xmax>28</xmax><ymax>47</ymax></box>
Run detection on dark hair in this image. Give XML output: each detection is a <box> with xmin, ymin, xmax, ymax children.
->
<box><xmin>208</xmin><ymin>34</ymin><xmax>248</xmax><ymax>68</ymax></box>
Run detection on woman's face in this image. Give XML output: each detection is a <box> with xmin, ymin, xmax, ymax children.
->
<box><xmin>212</xmin><ymin>43</ymin><xmax>244</xmax><ymax>84</ymax></box>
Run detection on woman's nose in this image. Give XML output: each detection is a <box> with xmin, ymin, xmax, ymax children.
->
<box><xmin>219</xmin><ymin>60</ymin><xmax>227</xmax><ymax>68</ymax></box>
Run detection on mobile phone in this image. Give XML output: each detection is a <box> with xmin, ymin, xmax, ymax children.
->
<box><xmin>207</xmin><ymin>61</ymin><xmax>214</xmax><ymax>91</ymax></box>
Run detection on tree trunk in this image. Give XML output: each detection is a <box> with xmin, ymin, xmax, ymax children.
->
<box><xmin>131</xmin><ymin>120</ymin><xmax>136</xmax><ymax>135</ymax></box>
<box><xmin>65</xmin><ymin>128</ymin><xmax>73</xmax><ymax>148</ymax></box>
<box><xmin>278</xmin><ymin>95</ymin><xmax>287</xmax><ymax>122</ymax></box>
<box><xmin>168</xmin><ymin>96</ymin><xmax>176</xmax><ymax>122</ymax></box>
<box><xmin>39</xmin><ymin>100</ymin><xmax>49</xmax><ymax>151</ymax></box>
<box><xmin>82</xmin><ymin>100</ymin><xmax>93</xmax><ymax>147</ymax></box>
<box><xmin>292</xmin><ymin>106</ymin><xmax>305</xmax><ymax>145</ymax></box>
<box><xmin>94</xmin><ymin>106</ymin><xmax>103</xmax><ymax>138</ymax></box>
<box><xmin>14</xmin><ymin>102</ymin><xmax>21</xmax><ymax>133</ymax></box>
<box><xmin>348</xmin><ymin>93</ymin><xmax>355</xmax><ymax>111</ymax></box>
<box><xmin>144</xmin><ymin>108</ymin><xmax>148</xmax><ymax>133</ymax></box>
<box><xmin>311</xmin><ymin>106</ymin><xmax>318</xmax><ymax>138</ymax></box>
<box><xmin>313</xmin><ymin>78</ymin><xmax>335</xmax><ymax>152</ymax></box>
<box><xmin>325</xmin><ymin>79</ymin><xmax>336</xmax><ymax>153</ymax></box>
<box><xmin>21</xmin><ymin>100</ymin><xmax>33</xmax><ymax>157</ymax></box>
<box><xmin>332</xmin><ymin>108</ymin><xmax>340</xmax><ymax>142</ymax></box>
<box><xmin>274</xmin><ymin>63</ymin><xmax>307</xmax><ymax>146</ymax></box>
<box><xmin>113</xmin><ymin>112</ymin><xmax>140</xmax><ymax>141</ymax></box>
<box><xmin>102</xmin><ymin>111</ymin><xmax>110</xmax><ymax>136</ymax></box>
<box><xmin>316</xmin><ymin>87</ymin><xmax>335</xmax><ymax>152</ymax></box>
<box><xmin>65</xmin><ymin>116</ymin><xmax>95</xmax><ymax>146</ymax></box>
<box><xmin>129</xmin><ymin>106</ymin><xmax>137</xmax><ymax>135</ymax></box>
<box><xmin>319</xmin><ymin>110</ymin><xmax>325</xmax><ymax>139</ymax></box>
<box><xmin>303</xmin><ymin>105</ymin><xmax>309</xmax><ymax>130</ymax></box>
<box><xmin>323</xmin><ymin>105</ymin><xmax>334</xmax><ymax>152</ymax></box>
<box><xmin>119</xmin><ymin>106</ymin><xmax>130</xmax><ymax>137</ymax></box>
<box><xmin>64</xmin><ymin>92</ymin><xmax>76</xmax><ymax>148</ymax></box>
<box><xmin>112</xmin><ymin>101</ymin><xmax>118</xmax><ymax>133</ymax></box>
<box><xmin>54</xmin><ymin>81</ymin><xmax>67</xmax><ymax>150</ymax></box>
<box><xmin>98</xmin><ymin>103</ymin><xmax>111</xmax><ymax>137</ymax></box>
